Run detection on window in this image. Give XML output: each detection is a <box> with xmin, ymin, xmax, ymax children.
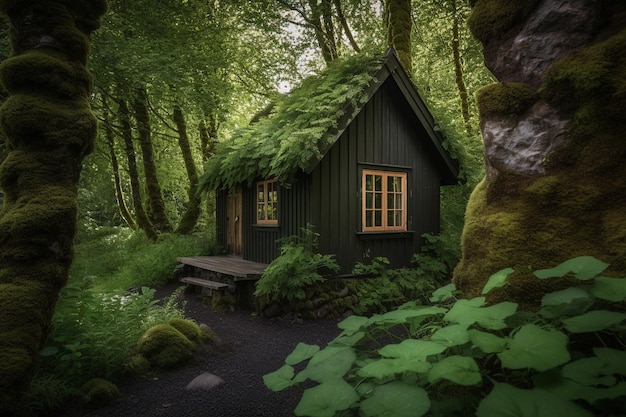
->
<box><xmin>362</xmin><ymin>170</ymin><xmax>407</xmax><ymax>232</ymax></box>
<box><xmin>256</xmin><ymin>179</ymin><xmax>278</xmax><ymax>225</ymax></box>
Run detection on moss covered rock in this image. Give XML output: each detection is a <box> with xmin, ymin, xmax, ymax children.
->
<box><xmin>136</xmin><ymin>323</ymin><xmax>195</xmax><ymax>369</ymax></box>
<box><xmin>81</xmin><ymin>378</ymin><xmax>120</xmax><ymax>408</ymax></box>
<box><xmin>167</xmin><ymin>318</ymin><xmax>204</xmax><ymax>344</ymax></box>
<box><xmin>454</xmin><ymin>1</ymin><xmax>626</xmax><ymax>307</ymax></box>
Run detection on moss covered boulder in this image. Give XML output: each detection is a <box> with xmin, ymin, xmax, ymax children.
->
<box><xmin>81</xmin><ymin>378</ymin><xmax>120</xmax><ymax>408</ymax></box>
<box><xmin>136</xmin><ymin>323</ymin><xmax>197</xmax><ymax>369</ymax></box>
<box><xmin>454</xmin><ymin>0</ymin><xmax>626</xmax><ymax>306</ymax></box>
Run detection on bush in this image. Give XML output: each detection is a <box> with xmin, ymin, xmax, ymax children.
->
<box><xmin>265</xmin><ymin>256</ymin><xmax>626</xmax><ymax>417</ymax></box>
<box><xmin>255</xmin><ymin>226</ymin><xmax>339</xmax><ymax>303</ymax></box>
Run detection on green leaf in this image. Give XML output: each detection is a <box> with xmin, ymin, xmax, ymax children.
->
<box><xmin>541</xmin><ymin>287</ymin><xmax>591</xmax><ymax>306</ymax></box>
<box><xmin>482</xmin><ymin>267</ymin><xmax>514</xmax><ymax>294</ymax></box>
<box><xmin>498</xmin><ymin>324</ymin><xmax>570</xmax><ymax>371</ymax></box>
<box><xmin>429</xmin><ymin>283</ymin><xmax>457</xmax><ymax>303</ymax></box>
<box><xmin>476</xmin><ymin>382</ymin><xmax>593</xmax><ymax>417</ymax></box>
<box><xmin>360</xmin><ymin>381</ymin><xmax>430</xmax><ymax>417</ymax></box>
<box><xmin>263</xmin><ymin>364</ymin><xmax>295</xmax><ymax>391</ymax></box>
<box><xmin>444</xmin><ymin>299</ymin><xmax>517</xmax><ymax>330</ymax></box>
<box><xmin>40</xmin><ymin>346</ymin><xmax>59</xmax><ymax>356</ymax></box>
<box><xmin>594</xmin><ymin>347</ymin><xmax>626</xmax><ymax>375</ymax></box>
<box><xmin>358</xmin><ymin>358</ymin><xmax>431</xmax><ymax>378</ymax></box>
<box><xmin>378</xmin><ymin>339</ymin><xmax>446</xmax><ymax>360</ymax></box>
<box><xmin>562</xmin><ymin>310</ymin><xmax>626</xmax><ymax>333</ymax></box>
<box><xmin>427</xmin><ymin>355</ymin><xmax>481</xmax><ymax>386</ymax></box>
<box><xmin>430</xmin><ymin>324</ymin><xmax>470</xmax><ymax>347</ymax></box>
<box><xmin>534</xmin><ymin>256</ymin><xmax>609</xmax><ymax>280</ymax></box>
<box><xmin>328</xmin><ymin>331</ymin><xmax>365</xmax><ymax>347</ymax></box>
<box><xmin>285</xmin><ymin>343</ymin><xmax>320</xmax><ymax>365</ymax></box>
<box><xmin>294</xmin><ymin>378</ymin><xmax>359</xmax><ymax>417</ymax></box>
<box><xmin>377</xmin><ymin>306</ymin><xmax>447</xmax><ymax>323</ymax></box>
<box><xmin>590</xmin><ymin>276</ymin><xmax>626</xmax><ymax>302</ymax></box>
<box><xmin>337</xmin><ymin>315</ymin><xmax>370</xmax><ymax>335</ymax></box>
<box><xmin>299</xmin><ymin>346</ymin><xmax>356</xmax><ymax>383</ymax></box>
<box><xmin>534</xmin><ymin>371</ymin><xmax>626</xmax><ymax>404</ymax></box>
<box><xmin>562</xmin><ymin>357</ymin><xmax>616</xmax><ymax>387</ymax></box>
<box><xmin>467</xmin><ymin>329</ymin><xmax>507</xmax><ymax>353</ymax></box>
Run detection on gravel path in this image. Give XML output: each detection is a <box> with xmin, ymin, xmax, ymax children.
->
<box><xmin>63</xmin><ymin>284</ymin><xmax>342</xmax><ymax>417</ymax></box>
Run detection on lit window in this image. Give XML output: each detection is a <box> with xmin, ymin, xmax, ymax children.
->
<box><xmin>256</xmin><ymin>179</ymin><xmax>278</xmax><ymax>224</ymax></box>
<box><xmin>362</xmin><ymin>170</ymin><xmax>407</xmax><ymax>232</ymax></box>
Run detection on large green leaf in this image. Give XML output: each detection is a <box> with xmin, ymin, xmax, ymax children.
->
<box><xmin>429</xmin><ymin>283</ymin><xmax>457</xmax><ymax>303</ymax></box>
<box><xmin>534</xmin><ymin>256</ymin><xmax>609</xmax><ymax>280</ymax></box>
<box><xmin>476</xmin><ymin>382</ymin><xmax>593</xmax><ymax>417</ymax></box>
<box><xmin>337</xmin><ymin>315</ymin><xmax>371</xmax><ymax>335</ymax></box>
<box><xmin>328</xmin><ymin>331</ymin><xmax>365</xmax><ymax>347</ymax></box>
<box><xmin>430</xmin><ymin>324</ymin><xmax>470</xmax><ymax>347</ymax></box>
<box><xmin>482</xmin><ymin>267</ymin><xmax>514</xmax><ymax>294</ymax></box>
<box><xmin>299</xmin><ymin>346</ymin><xmax>356</xmax><ymax>383</ymax></box>
<box><xmin>562</xmin><ymin>310</ymin><xmax>626</xmax><ymax>333</ymax></box>
<box><xmin>427</xmin><ymin>355</ymin><xmax>481</xmax><ymax>386</ymax></box>
<box><xmin>590</xmin><ymin>276</ymin><xmax>626</xmax><ymax>302</ymax></box>
<box><xmin>360</xmin><ymin>381</ymin><xmax>430</xmax><ymax>417</ymax></box>
<box><xmin>467</xmin><ymin>329</ymin><xmax>507</xmax><ymax>353</ymax></box>
<box><xmin>294</xmin><ymin>379</ymin><xmax>359</xmax><ymax>417</ymax></box>
<box><xmin>263</xmin><ymin>364</ymin><xmax>295</xmax><ymax>391</ymax></box>
<box><xmin>541</xmin><ymin>287</ymin><xmax>591</xmax><ymax>306</ymax></box>
<box><xmin>594</xmin><ymin>347</ymin><xmax>626</xmax><ymax>375</ymax></box>
<box><xmin>444</xmin><ymin>299</ymin><xmax>517</xmax><ymax>330</ymax></box>
<box><xmin>286</xmin><ymin>342</ymin><xmax>321</xmax><ymax>365</ymax></box>
<box><xmin>378</xmin><ymin>339</ymin><xmax>446</xmax><ymax>360</ymax></box>
<box><xmin>534</xmin><ymin>371</ymin><xmax>626</xmax><ymax>404</ymax></box>
<box><xmin>358</xmin><ymin>358</ymin><xmax>431</xmax><ymax>378</ymax></box>
<box><xmin>498</xmin><ymin>324</ymin><xmax>570</xmax><ymax>371</ymax></box>
<box><xmin>562</xmin><ymin>357</ymin><xmax>616</xmax><ymax>387</ymax></box>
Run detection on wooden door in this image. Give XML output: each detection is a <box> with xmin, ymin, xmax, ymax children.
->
<box><xmin>226</xmin><ymin>186</ymin><xmax>242</xmax><ymax>255</ymax></box>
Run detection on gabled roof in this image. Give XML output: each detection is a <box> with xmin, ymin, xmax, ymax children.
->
<box><xmin>199</xmin><ymin>48</ymin><xmax>459</xmax><ymax>192</ymax></box>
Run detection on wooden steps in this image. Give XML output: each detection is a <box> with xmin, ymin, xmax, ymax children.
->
<box><xmin>180</xmin><ymin>277</ymin><xmax>229</xmax><ymax>294</ymax></box>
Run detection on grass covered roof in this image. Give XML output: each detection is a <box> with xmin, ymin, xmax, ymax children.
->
<box><xmin>199</xmin><ymin>49</ymin><xmax>388</xmax><ymax>192</ymax></box>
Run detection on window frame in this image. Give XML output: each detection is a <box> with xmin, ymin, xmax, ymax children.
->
<box><xmin>256</xmin><ymin>179</ymin><xmax>279</xmax><ymax>225</ymax></box>
<box><xmin>361</xmin><ymin>169</ymin><xmax>407</xmax><ymax>232</ymax></box>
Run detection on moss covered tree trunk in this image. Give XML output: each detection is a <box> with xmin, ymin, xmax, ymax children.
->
<box><xmin>119</xmin><ymin>98</ymin><xmax>156</xmax><ymax>240</ymax></box>
<box><xmin>173</xmin><ymin>104</ymin><xmax>201</xmax><ymax>234</ymax></box>
<box><xmin>132</xmin><ymin>87</ymin><xmax>173</xmax><ymax>234</ymax></box>
<box><xmin>385</xmin><ymin>0</ymin><xmax>412</xmax><ymax>74</ymax></box>
<box><xmin>453</xmin><ymin>0</ymin><xmax>626</xmax><ymax>306</ymax></box>
<box><xmin>0</xmin><ymin>0</ymin><xmax>107</xmax><ymax>411</ymax></box>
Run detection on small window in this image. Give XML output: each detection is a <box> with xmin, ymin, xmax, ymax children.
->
<box><xmin>362</xmin><ymin>170</ymin><xmax>407</xmax><ymax>232</ymax></box>
<box><xmin>256</xmin><ymin>179</ymin><xmax>278</xmax><ymax>225</ymax></box>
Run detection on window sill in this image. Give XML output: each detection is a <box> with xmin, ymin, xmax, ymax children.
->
<box><xmin>356</xmin><ymin>231</ymin><xmax>414</xmax><ymax>240</ymax></box>
<box><xmin>253</xmin><ymin>223</ymin><xmax>279</xmax><ymax>229</ymax></box>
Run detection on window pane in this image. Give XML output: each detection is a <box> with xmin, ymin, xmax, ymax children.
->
<box><xmin>365</xmin><ymin>174</ymin><xmax>373</xmax><ymax>191</ymax></box>
<box><xmin>374</xmin><ymin>193</ymin><xmax>382</xmax><ymax>209</ymax></box>
<box><xmin>374</xmin><ymin>210</ymin><xmax>382</xmax><ymax>226</ymax></box>
<box><xmin>366</xmin><ymin>211</ymin><xmax>373</xmax><ymax>227</ymax></box>
<box><xmin>366</xmin><ymin>193</ymin><xmax>373</xmax><ymax>209</ymax></box>
<box><xmin>395</xmin><ymin>194</ymin><xmax>402</xmax><ymax>208</ymax></box>
<box><xmin>387</xmin><ymin>193</ymin><xmax>395</xmax><ymax>209</ymax></box>
<box><xmin>257</xmin><ymin>204</ymin><xmax>265</xmax><ymax>220</ymax></box>
<box><xmin>387</xmin><ymin>211</ymin><xmax>395</xmax><ymax>226</ymax></box>
<box><xmin>395</xmin><ymin>211</ymin><xmax>402</xmax><ymax>226</ymax></box>
<box><xmin>374</xmin><ymin>175</ymin><xmax>382</xmax><ymax>191</ymax></box>
<box><xmin>257</xmin><ymin>185</ymin><xmax>265</xmax><ymax>203</ymax></box>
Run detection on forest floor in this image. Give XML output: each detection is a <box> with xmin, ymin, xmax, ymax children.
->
<box><xmin>60</xmin><ymin>283</ymin><xmax>342</xmax><ymax>417</ymax></box>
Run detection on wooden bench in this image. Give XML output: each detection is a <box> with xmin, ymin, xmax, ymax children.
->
<box><xmin>180</xmin><ymin>277</ymin><xmax>229</xmax><ymax>296</ymax></box>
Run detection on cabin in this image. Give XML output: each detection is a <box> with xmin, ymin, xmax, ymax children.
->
<box><xmin>187</xmin><ymin>49</ymin><xmax>458</xmax><ymax>295</ymax></box>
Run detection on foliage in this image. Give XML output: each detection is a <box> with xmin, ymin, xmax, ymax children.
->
<box><xmin>411</xmin><ymin>233</ymin><xmax>461</xmax><ymax>284</ymax></box>
<box><xmin>199</xmin><ymin>48</ymin><xmax>386</xmax><ymax>191</ymax></box>
<box><xmin>255</xmin><ymin>227</ymin><xmax>340</xmax><ymax>303</ymax></box>
<box><xmin>70</xmin><ymin>228</ymin><xmax>220</xmax><ymax>291</ymax></box>
<box><xmin>351</xmin><ymin>257</ymin><xmax>439</xmax><ymax>315</ymax></box>
<box><xmin>264</xmin><ymin>256</ymin><xmax>626</xmax><ymax>417</ymax></box>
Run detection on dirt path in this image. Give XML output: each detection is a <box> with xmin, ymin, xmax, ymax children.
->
<box><xmin>62</xmin><ymin>284</ymin><xmax>342</xmax><ymax>417</ymax></box>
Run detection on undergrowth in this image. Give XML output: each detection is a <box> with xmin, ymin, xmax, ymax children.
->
<box><xmin>265</xmin><ymin>256</ymin><xmax>626</xmax><ymax>417</ymax></box>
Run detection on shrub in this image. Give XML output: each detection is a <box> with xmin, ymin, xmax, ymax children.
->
<box><xmin>136</xmin><ymin>323</ymin><xmax>196</xmax><ymax>369</ymax></box>
<box><xmin>264</xmin><ymin>256</ymin><xmax>626</xmax><ymax>417</ymax></box>
<box><xmin>81</xmin><ymin>378</ymin><xmax>120</xmax><ymax>408</ymax></box>
<box><xmin>255</xmin><ymin>226</ymin><xmax>339</xmax><ymax>303</ymax></box>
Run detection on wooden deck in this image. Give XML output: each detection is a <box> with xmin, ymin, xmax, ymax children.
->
<box><xmin>176</xmin><ymin>255</ymin><xmax>268</xmax><ymax>281</ymax></box>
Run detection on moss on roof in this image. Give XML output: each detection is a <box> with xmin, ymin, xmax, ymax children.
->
<box><xmin>199</xmin><ymin>49</ymin><xmax>386</xmax><ymax>192</ymax></box>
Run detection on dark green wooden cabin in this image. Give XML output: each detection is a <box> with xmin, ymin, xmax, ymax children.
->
<box><xmin>203</xmin><ymin>49</ymin><xmax>459</xmax><ymax>273</ymax></box>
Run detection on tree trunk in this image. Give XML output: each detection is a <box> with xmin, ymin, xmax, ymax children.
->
<box><xmin>386</xmin><ymin>0</ymin><xmax>412</xmax><ymax>74</ymax></box>
<box><xmin>173</xmin><ymin>105</ymin><xmax>201</xmax><ymax>234</ymax></box>
<box><xmin>453</xmin><ymin>1</ymin><xmax>626</xmax><ymax>307</ymax></box>
<box><xmin>451</xmin><ymin>0</ymin><xmax>472</xmax><ymax>135</ymax></box>
<box><xmin>102</xmin><ymin>96</ymin><xmax>137</xmax><ymax>230</ymax></box>
<box><xmin>0</xmin><ymin>0</ymin><xmax>107</xmax><ymax>411</ymax></box>
<box><xmin>333</xmin><ymin>0</ymin><xmax>360</xmax><ymax>52</ymax></box>
<box><xmin>308</xmin><ymin>0</ymin><xmax>338</xmax><ymax>63</ymax></box>
<box><xmin>119</xmin><ymin>98</ymin><xmax>157</xmax><ymax>240</ymax></box>
<box><xmin>132</xmin><ymin>87</ymin><xmax>173</xmax><ymax>234</ymax></box>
